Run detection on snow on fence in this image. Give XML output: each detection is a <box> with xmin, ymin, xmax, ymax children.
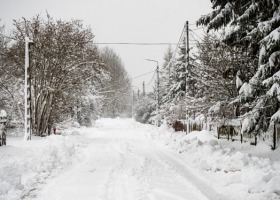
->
<box><xmin>209</xmin><ymin>118</ymin><xmax>280</xmax><ymax>149</ymax></box>
<box><xmin>186</xmin><ymin>114</ymin><xmax>208</xmax><ymax>133</ymax></box>
<box><xmin>173</xmin><ymin>115</ymin><xmax>280</xmax><ymax>149</ymax></box>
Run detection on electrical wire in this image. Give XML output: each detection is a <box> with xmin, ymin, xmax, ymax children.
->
<box><xmin>158</xmin><ymin>23</ymin><xmax>187</xmax><ymax>73</ymax></box>
<box><xmin>190</xmin><ymin>27</ymin><xmax>205</xmax><ymax>31</ymax></box>
<box><xmin>189</xmin><ymin>29</ymin><xmax>203</xmax><ymax>40</ymax></box>
<box><xmin>146</xmin><ymin>71</ymin><xmax>157</xmax><ymax>86</ymax></box>
<box><xmin>97</xmin><ymin>69</ymin><xmax>156</xmax><ymax>93</ymax></box>
<box><xmin>95</xmin><ymin>42</ymin><xmax>178</xmax><ymax>46</ymax></box>
<box><xmin>131</xmin><ymin>70</ymin><xmax>156</xmax><ymax>80</ymax></box>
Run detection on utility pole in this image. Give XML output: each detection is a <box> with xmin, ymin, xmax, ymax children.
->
<box><xmin>185</xmin><ymin>21</ymin><xmax>190</xmax><ymax>134</ymax></box>
<box><xmin>142</xmin><ymin>81</ymin><xmax>145</xmax><ymax>97</ymax></box>
<box><xmin>157</xmin><ymin>64</ymin><xmax>160</xmax><ymax>127</ymax></box>
<box><xmin>185</xmin><ymin>21</ymin><xmax>189</xmax><ymax>93</ymax></box>
<box><xmin>24</xmin><ymin>37</ymin><xmax>33</xmax><ymax>141</ymax></box>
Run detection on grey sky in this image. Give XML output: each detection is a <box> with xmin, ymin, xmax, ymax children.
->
<box><xmin>0</xmin><ymin>0</ymin><xmax>211</xmax><ymax>91</ymax></box>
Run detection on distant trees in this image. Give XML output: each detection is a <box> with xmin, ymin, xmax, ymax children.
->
<box><xmin>100</xmin><ymin>47</ymin><xmax>132</xmax><ymax>117</ymax></box>
<box><xmin>133</xmin><ymin>95</ymin><xmax>156</xmax><ymax>124</ymax></box>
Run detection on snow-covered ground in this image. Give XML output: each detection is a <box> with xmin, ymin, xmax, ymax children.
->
<box><xmin>0</xmin><ymin>118</ymin><xmax>279</xmax><ymax>200</ymax></box>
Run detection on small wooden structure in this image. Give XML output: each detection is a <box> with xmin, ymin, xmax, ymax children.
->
<box><xmin>0</xmin><ymin>110</ymin><xmax>7</xmax><ymax>146</ymax></box>
<box><xmin>172</xmin><ymin>120</ymin><xmax>186</xmax><ymax>132</ymax></box>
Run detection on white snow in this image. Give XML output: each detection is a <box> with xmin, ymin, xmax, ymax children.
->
<box><xmin>239</xmin><ymin>82</ymin><xmax>253</xmax><ymax>100</ymax></box>
<box><xmin>155</xmin><ymin>128</ymin><xmax>280</xmax><ymax>200</ymax></box>
<box><xmin>0</xmin><ymin>127</ymin><xmax>86</xmax><ymax>200</ymax></box>
<box><xmin>0</xmin><ymin>118</ymin><xmax>279</xmax><ymax>200</ymax></box>
<box><xmin>236</xmin><ymin>74</ymin><xmax>243</xmax><ymax>89</ymax></box>
<box><xmin>208</xmin><ymin>101</ymin><xmax>221</xmax><ymax>114</ymax></box>
<box><xmin>241</xmin><ymin>117</ymin><xmax>256</xmax><ymax>134</ymax></box>
<box><xmin>0</xmin><ymin>110</ymin><xmax>7</xmax><ymax>117</ymax></box>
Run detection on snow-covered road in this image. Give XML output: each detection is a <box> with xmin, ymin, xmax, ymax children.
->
<box><xmin>32</xmin><ymin>119</ymin><xmax>222</xmax><ymax>200</ymax></box>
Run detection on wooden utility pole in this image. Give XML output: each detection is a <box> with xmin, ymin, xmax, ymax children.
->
<box><xmin>185</xmin><ymin>21</ymin><xmax>190</xmax><ymax>133</ymax></box>
<box><xmin>185</xmin><ymin>21</ymin><xmax>189</xmax><ymax>93</ymax></box>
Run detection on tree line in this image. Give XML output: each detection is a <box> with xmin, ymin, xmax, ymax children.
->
<box><xmin>0</xmin><ymin>14</ymin><xmax>132</xmax><ymax>136</ymax></box>
<box><xmin>133</xmin><ymin>0</ymin><xmax>280</xmax><ymax>141</ymax></box>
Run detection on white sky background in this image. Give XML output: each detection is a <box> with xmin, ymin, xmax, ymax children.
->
<box><xmin>0</xmin><ymin>0</ymin><xmax>212</xmax><ymax>92</ymax></box>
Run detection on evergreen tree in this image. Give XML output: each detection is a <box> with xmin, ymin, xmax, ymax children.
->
<box><xmin>173</xmin><ymin>37</ymin><xmax>187</xmax><ymax>99</ymax></box>
<box><xmin>198</xmin><ymin>0</ymin><xmax>280</xmax><ymax>134</ymax></box>
<box><xmin>159</xmin><ymin>46</ymin><xmax>173</xmax><ymax>103</ymax></box>
<box><xmin>193</xmin><ymin>33</ymin><xmax>256</xmax><ymax>118</ymax></box>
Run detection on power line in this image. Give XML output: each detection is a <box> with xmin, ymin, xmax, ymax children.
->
<box><xmin>131</xmin><ymin>70</ymin><xmax>155</xmax><ymax>80</ymax></box>
<box><xmin>146</xmin><ymin>71</ymin><xmax>157</xmax><ymax>86</ymax></box>
<box><xmin>95</xmin><ymin>42</ymin><xmax>178</xmax><ymax>46</ymax></box>
<box><xmin>190</xmin><ymin>27</ymin><xmax>205</xmax><ymax>31</ymax></box>
<box><xmin>158</xmin><ymin>22</ymin><xmax>187</xmax><ymax>73</ymax></box>
<box><xmin>190</xmin><ymin>29</ymin><xmax>203</xmax><ymax>40</ymax></box>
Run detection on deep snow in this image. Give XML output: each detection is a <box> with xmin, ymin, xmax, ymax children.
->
<box><xmin>0</xmin><ymin>118</ymin><xmax>279</xmax><ymax>200</ymax></box>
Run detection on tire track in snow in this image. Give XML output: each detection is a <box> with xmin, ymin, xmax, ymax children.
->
<box><xmin>152</xmin><ymin>144</ymin><xmax>226</xmax><ymax>200</ymax></box>
<box><xmin>99</xmin><ymin>141</ymin><xmax>152</xmax><ymax>200</ymax></box>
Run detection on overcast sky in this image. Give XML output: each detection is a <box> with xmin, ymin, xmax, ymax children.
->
<box><xmin>0</xmin><ymin>0</ymin><xmax>212</xmax><ymax>92</ymax></box>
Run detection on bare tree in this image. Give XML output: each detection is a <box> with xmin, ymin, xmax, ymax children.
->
<box><xmin>100</xmin><ymin>47</ymin><xmax>132</xmax><ymax>117</ymax></box>
<box><xmin>6</xmin><ymin>15</ymin><xmax>106</xmax><ymax>135</ymax></box>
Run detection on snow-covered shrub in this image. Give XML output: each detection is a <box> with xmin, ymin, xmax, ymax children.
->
<box><xmin>133</xmin><ymin>96</ymin><xmax>156</xmax><ymax>124</ymax></box>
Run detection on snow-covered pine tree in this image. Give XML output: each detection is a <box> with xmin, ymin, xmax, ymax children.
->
<box><xmin>198</xmin><ymin>0</ymin><xmax>280</xmax><ymax>135</ymax></box>
<box><xmin>157</xmin><ymin>46</ymin><xmax>175</xmax><ymax>122</ymax></box>
<box><xmin>193</xmin><ymin>33</ymin><xmax>256</xmax><ymax>119</ymax></box>
<box><xmin>164</xmin><ymin>37</ymin><xmax>187</xmax><ymax>121</ymax></box>
<box><xmin>174</xmin><ymin>36</ymin><xmax>187</xmax><ymax>99</ymax></box>
<box><xmin>159</xmin><ymin>46</ymin><xmax>173</xmax><ymax>103</ymax></box>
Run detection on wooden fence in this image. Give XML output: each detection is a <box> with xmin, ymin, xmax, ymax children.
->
<box><xmin>171</xmin><ymin>117</ymin><xmax>280</xmax><ymax>149</ymax></box>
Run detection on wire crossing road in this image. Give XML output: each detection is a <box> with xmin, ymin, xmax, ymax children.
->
<box><xmin>32</xmin><ymin>119</ymin><xmax>223</xmax><ymax>200</ymax></box>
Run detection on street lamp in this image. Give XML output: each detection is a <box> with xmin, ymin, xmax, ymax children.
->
<box><xmin>24</xmin><ymin>36</ymin><xmax>33</xmax><ymax>140</ymax></box>
<box><xmin>145</xmin><ymin>59</ymin><xmax>160</xmax><ymax>127</ymax></box>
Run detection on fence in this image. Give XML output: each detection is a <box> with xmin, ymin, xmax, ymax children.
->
<box><xmin>172</xmin><ymin>116</ymin><xmax>279</xmax><ymax>149</ymax></box>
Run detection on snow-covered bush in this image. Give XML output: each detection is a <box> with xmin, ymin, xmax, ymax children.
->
<box><xmin>133</xmin><ymin>96</ymin><xmax>156</xmax><ymax>124</ymax></box>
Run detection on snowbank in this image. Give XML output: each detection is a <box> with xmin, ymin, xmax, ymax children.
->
<box><xmin>0</xmin><ymin>132</ymin><xmax>85</xmax><ymax>200</ymax></box>
<box><xmin>155</xmin><ymin>127</ymin><xmax>280</xmax><ymax>200</ymax></box>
